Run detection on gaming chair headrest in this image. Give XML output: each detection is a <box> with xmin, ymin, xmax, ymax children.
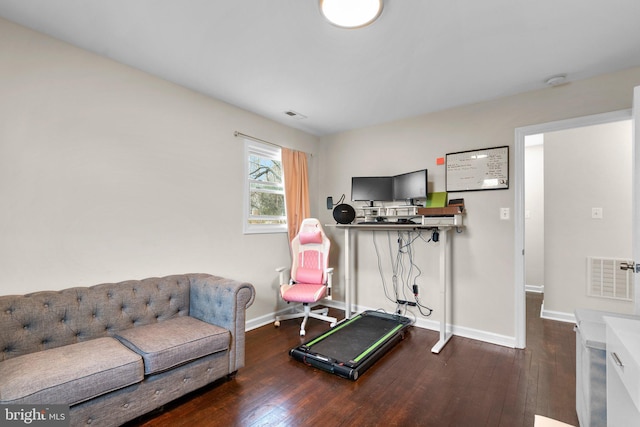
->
<box><xmin>299</xmin><ymin>230</ymin><xmax>323</xmax><ymax>245</ymax></box>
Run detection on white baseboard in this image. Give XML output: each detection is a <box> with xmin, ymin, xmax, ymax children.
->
<box><xmin>540</xmin><ymin>302</ymin><xmax>576</xmax><ymax>323</ymax></box>
<box><xmin>321</xmin><ymin>300</ymin><xmax>518</xmax><ymax>349</ymax></box>
<box><xmin>245</xmin><ymin>304</ymin><xmax>305</xmax><ymax>331</ymax></box>
<box><xmin>446</xmin><ymin>322</ymin><xmax>517</xmax><ymax>348</ymax></box>
<box><xmin>246</xmin><ymin>299</ymin><xmax>575</xmax><ymax>347</ymax></box>
<box><xmin>526</xmin><ymin>284</ymin><xmax>544</xmax><ymax>293</ymax></box>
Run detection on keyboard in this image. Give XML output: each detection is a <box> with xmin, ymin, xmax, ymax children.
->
<box><xmin>357</xmin><ymin>220</ymin><xmax>416</xmax><ymax>225</ymax></box>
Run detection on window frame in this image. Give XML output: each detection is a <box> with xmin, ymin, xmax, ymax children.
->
<box><xmin>243</xmin><ymin>138</ymin><xmax>287</xmax><ymax>234</ymax></box>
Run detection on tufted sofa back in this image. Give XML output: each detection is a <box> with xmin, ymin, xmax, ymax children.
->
<box><xmin>0</xmin><ymin>275</ymin><xmax>191</xmax><ymax>362</ymax></box>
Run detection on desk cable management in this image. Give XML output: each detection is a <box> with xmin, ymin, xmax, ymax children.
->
<box><xmin>373</xmin><ymin>230</ymin><xmax>434</xmax><ymax>317</ymax></box>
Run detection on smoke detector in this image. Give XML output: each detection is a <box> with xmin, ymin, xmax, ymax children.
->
<box><xmin>545</xmin><ymin>74</ymin><xmax>568</xmax><ymax>87</ymax></box>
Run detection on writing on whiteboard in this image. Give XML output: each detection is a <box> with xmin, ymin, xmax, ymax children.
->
<box><xmin>446</xmin><ymin>146</ymin><xmax>509</xmax><ymax>192</ymax></box>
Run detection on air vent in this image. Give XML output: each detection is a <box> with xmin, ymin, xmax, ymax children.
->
<box><xmin>283</xmin><ymin>110</ymin><xmax>307</xmax><ymax>120</ymax></box>
<box><xmin>587</xmin><ymin>257</ymin><xmax>634</xmax><ymax>301</ymax></box>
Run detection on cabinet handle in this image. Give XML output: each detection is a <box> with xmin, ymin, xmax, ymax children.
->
<box><xmin>611</xmin><ymin>352</ymin><xmax>624</xmax><ymax>368</ymax></box>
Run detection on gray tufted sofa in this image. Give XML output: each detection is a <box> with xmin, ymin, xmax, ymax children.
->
<box><xmin>0</xmin><ymin>273</ymin><xmax>255</xmax><ymax>426</ymax></box>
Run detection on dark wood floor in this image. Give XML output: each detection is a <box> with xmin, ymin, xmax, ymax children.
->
<box><xmin>131</xmin><ymin>293</ymin><xmax>579</xmax><ymax>426</ymax></box>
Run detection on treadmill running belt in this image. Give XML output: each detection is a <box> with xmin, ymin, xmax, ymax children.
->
<box><xmin>289</xmin><ymin>310</ymin><xmax>411</xmax><ymax>380</ymax></box>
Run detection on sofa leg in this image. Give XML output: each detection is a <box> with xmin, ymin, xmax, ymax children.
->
<box><xmin>227</xmin><ymin>371</ymin><xmax>238</xmax><ymax>379</ymax></box>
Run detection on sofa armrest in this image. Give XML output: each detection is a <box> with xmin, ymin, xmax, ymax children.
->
<box><xmin>187</xmin><ymin>274</ymin><xmax>255</xmax><ymax>373</ymax></box>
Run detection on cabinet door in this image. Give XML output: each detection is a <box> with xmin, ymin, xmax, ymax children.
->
<box><xmin>605</xmin><ymin>319</ymin><xmax>640</xmax><ymax>426</ymax></box>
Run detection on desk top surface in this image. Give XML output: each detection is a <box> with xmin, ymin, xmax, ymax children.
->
<box><xmin>326</xmin><ymin>214</ymin><xmax>464</xmax><ymax>230</ymax></box>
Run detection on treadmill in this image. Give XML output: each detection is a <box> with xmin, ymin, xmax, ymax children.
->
<box><xmin>289</xmin><ymin>310</ymin><xmax>412</xmax><ymax>380</ymax></box>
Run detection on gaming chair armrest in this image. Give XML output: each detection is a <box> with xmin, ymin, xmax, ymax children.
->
<box><xmin>276</xmin><ymin>266</ymin><xmax>289</xmax><ymax>285</ymax></box>
<box><xmin>325</xmin><ymin>267</ymin><xmax>334</xmax><ymax>299</ymax></box>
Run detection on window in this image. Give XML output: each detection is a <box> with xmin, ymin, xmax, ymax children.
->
<box><xmin>243</xmin><ymin>139</ymin><xmax>287</xmax><ymax>234</ymax></box>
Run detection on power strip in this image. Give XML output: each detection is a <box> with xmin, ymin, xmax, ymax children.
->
<box><xmin>396</xmin><ymin>299</ymin><xmax>417</xmax><ymax>307</ymax></box>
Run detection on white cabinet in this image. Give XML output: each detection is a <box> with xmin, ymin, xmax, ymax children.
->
<box><xmin>575</xmin><ymin>310</ymin><xmax>608</xmax><ymax>427</ymax></box>
<box><xmin>574</xmin><ymin>309</ymin><xmax>640</xmax><ymax>426</ymax></box>
<box><xmin>604</xmin><ymin>316</ymin><xmax>640</xmax><ymax>426</ymax></box>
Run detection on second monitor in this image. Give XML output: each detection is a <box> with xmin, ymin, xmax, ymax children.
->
<box><xmin>393</xmin><ymin>169</ymin><xmax>428</xmax><ymax>206</ymax></box>
<box><xmin>351</xmin><ymin>169</ymin><xmax>428</xmax><ymax>206</ymax></box>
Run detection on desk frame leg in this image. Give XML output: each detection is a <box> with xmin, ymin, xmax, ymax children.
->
<box><xmin>344</xmin><ymin>227</ymin><xmax>352</xmax><ymax>319</ymax></box>
<box><xmin>431</xmin><ymin>227</ymin><xmax>452</xmax><ymax>353</ymax></box>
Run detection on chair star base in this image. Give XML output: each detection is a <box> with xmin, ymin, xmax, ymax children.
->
<box><xmin>274</xmin><ymin>303</ymin><xmax>337</xmax><ymax>336</ymax></box>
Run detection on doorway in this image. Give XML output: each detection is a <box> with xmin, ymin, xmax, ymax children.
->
<box><xmin>514</xmin><ymin>109</ymin><xmax>633</xmax><ymax>348</ymax></box>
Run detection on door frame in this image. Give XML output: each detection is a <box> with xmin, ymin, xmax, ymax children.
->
<box><xmin>634</xmin><ymin>87</ymin><xmax>640</xmax><ymax>315</ymax></box>
<box><xmin>513</xmin><ymin>109</ymin><xmax>632</xmax><ymax>349</ymax></box>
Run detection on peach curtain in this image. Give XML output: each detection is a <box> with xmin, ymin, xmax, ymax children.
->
<box><xmin>281</xmin><ymin>147</ymin><xmax>310</xmax><ymax>241</ymax></box>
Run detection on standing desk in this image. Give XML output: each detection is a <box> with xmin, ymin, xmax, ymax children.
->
<box><xmin>328</xmin><ymin>215</ymin><xmax>463</xmax><ymax>353</ymax></box>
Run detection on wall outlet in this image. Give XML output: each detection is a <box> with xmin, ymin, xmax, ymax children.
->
<box><xmin>500</xmin><ymin>208</ymin><xmax>510</xmax><ymax>220</ymax></box>
<box><xmin>591</xmin><ymin>207</ymin><xmax>603</xmax><ymax>219</ymax></box>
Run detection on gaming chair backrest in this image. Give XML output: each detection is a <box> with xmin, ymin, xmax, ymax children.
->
<box><xmin>291</xmin><ymin>218</ymin><xmax>330</xmax><ymax>285</ymax></box>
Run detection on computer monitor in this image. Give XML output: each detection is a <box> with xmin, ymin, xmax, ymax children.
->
<box><xmin>351</xmin><ymin>176</ymin><xmax>393</xmax><ymax>206</ymax></box>
<box><xmin>393</xmin><ymin>169</ymin><xmax>428</xmax><ymax>205</ymax></box>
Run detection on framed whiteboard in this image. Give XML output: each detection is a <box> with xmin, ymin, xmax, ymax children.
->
<box><xmin>446</xmin><ymin>146</ymin><xmax>509</xmax><ymax>192</ymax></box>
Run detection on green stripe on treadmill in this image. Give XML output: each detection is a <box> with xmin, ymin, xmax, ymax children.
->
<box><xmin>305</xmin><ymin>314</ymin><xmax>363</xmax><ymax>347</ymax></box>
<box><xmin>353</xmin><ymin>324</ymin><xmax>403</xmax><ymax>363</ymax></box>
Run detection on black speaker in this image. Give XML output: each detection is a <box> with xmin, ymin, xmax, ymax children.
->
<box><xmin>333</xmin><ymin>204</ymin><xmax>356</xmax><ymax>224</ymax></box>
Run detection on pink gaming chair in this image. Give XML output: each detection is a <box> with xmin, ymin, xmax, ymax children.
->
<box><xmin>274</xmin><ymin>218</ymin><xmax>337</xmax><ymax>336</ymax></box>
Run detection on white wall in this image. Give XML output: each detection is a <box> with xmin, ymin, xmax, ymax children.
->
<box><xmin>318</xmin><ymin>67</ymin><xmax>640</xmax><ymax>342</ymax></box>
<box><xmin>3</xmin><ymin>15</ymin><xmax>640</xmax><ymax>343</ymax></box>
<box><xmin>525</xmin><ymin>141</ymin><xmax>545</xmax><ymax>291</ymax></box>
<box><xmin>0</xmin><ymin>18</ymin><xmax>320</xmax><ymax>324</ymax></box>
<box><xmin>544</xmin><ymin>120</ymin><xmax>633</xmax><ymax>314</ymax></box>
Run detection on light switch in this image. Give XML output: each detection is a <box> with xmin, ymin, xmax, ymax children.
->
<box><xmin>592</xmin><ymin>207</ymin><xmax>603</xmax><ymax>219</ymax></box>
<box><xmin>500</xmin><ymin>208</ymin><xmax>510</xmax><ymax>220</ymax></box>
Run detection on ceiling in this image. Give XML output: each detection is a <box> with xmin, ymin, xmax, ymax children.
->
<box><xmin>1</xmin><ymin>0</ymin><xmax>640</xmax><ymax>136</ymax></box>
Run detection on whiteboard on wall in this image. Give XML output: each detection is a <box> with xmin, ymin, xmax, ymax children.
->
<box><xmin>446</xmin><ymin>146</ymin><xmax>509</xmax><ymax>192</ymax></box>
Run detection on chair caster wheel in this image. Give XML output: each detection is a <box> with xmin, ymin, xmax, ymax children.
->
<box><xmin>300</xmin><ymin>330</ymin><xmax>306</xmax><ymax>336</ymax></box>
<box><xmin>330</xmin><ymin>322</ymin><xmax>337</xmax><ymax>327</ymax></box>
<box><xmin>274</xmin><ymin>321</ymin><xmax>280</xmax><ymax>327</ymax></box>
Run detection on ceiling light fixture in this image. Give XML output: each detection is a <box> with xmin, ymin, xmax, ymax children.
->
<box><xmin>319</xmin><ymin>0</ymin><xmax>384</xmax><ymax>29</ymax></box>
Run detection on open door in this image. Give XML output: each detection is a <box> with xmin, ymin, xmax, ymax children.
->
<box><xmin>634</xmin><ymin>86</ymin><xmax>640</xmax><ymax>314</ymax></box>
<box><xmin>515</xmin><ymin>104</ymin><xmax>636</xmax><ymax>349</ymax></box>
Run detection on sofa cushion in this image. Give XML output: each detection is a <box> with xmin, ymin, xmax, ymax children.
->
<box><xmin>0</xmin><ymin>337</ymin><xmax>143</xmax><ymax>405</ymax></box>
<box><xmin>114</xmin><ymin>316</ymin><xmax>229</xmax><ymax>375</ymax></box>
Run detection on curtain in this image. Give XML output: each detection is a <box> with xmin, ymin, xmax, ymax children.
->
<box><xmin>282</xmin><ymin>147</ymin><xmax>310</xmax><ymax>241</ymax></box>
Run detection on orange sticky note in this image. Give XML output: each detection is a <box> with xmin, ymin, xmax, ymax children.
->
<box><xmin>436</xmin><ymin>157</ymin><xmax>445</xmax><ymax>165</ymax></box>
